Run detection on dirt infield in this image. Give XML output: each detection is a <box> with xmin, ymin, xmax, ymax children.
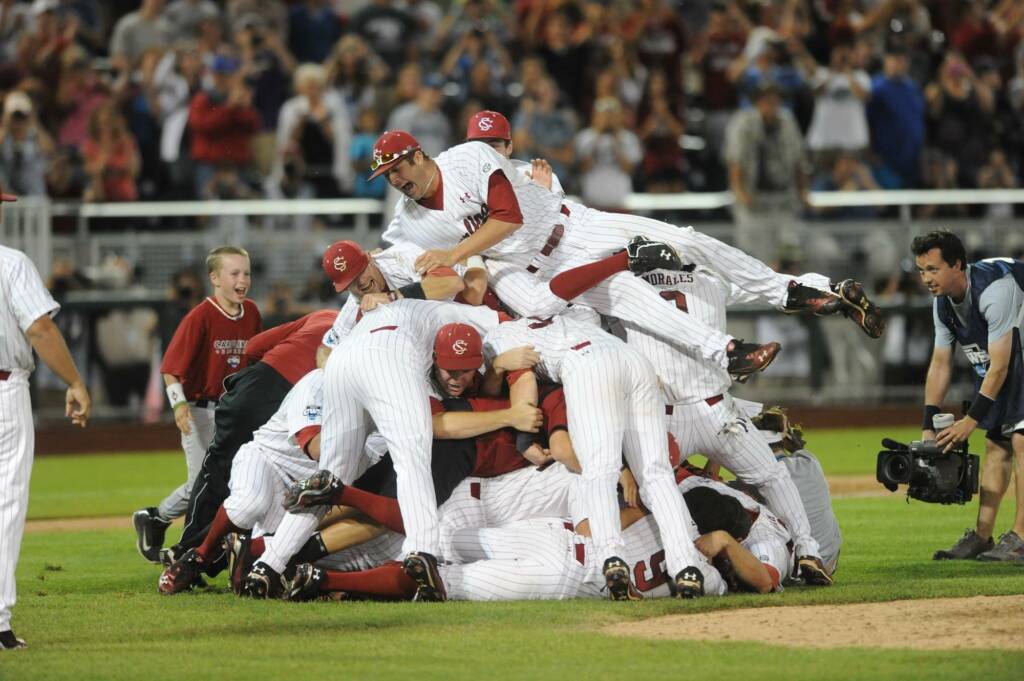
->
<box><xmin>607</xmin><ymin>594</ymin><xmax>1024</xmax><ymax>650</ymax></box>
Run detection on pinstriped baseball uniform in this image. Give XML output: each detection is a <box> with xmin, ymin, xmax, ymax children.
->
<box><xmin>260</xmin><ymin>300</ymin><xmax>501</xmax><ymax>574</ymax></box>
<box><xmin>440</xmin><ymin>515</ymin><xmax>726</xmax><ymax>601</ymax></box>
<box><xmin>483</xmin><ymin>313</ymin><xmax>706</xmax><ymax>579</ymax></box>
<box><xmin>316</xmin><ymin>531</ymin><xmax>405</xmax><ymax>573</ymax></box>
<box><xmin>222</xmin><ymin>369</ymin><xmax>323</xmax><ymax>536</ymax></box>
<box><xmin>0</xmin><ymin>245</ymin><xmax>60</xmax><ymax>632</ymax></box>
<box><xmin>631</xmin><ymin>266</ymin><xmax>821</xmax><ymax>559</ymax></box>
<box><xmin>679</xmin><ymin>475</ymin><xmax>793</xmax><ymax>590</ymax></box>
<box><xmin>437</xmin><ymin>464</ymin><xmax>577</xmax><ymax>559</ymax></box>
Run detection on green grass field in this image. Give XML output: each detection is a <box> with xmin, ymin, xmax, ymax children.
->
<box><xmin>8</xmin><ymin>426</ymin><xmax>1024</xmax><ymax>680</ymax></box>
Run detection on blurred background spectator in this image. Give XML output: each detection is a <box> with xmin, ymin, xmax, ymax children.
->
<box><xmin>575</xmin><ymin>96</ymin><xmax>642</xmax><ymax>210</ymax></box>
<box><xmin>0</xmin><ymin>89</ymin><xmax>53</xmax><ymax>196</ymax></box>
<box><xmin>82</xmin><ymin>101</ymin><xmax>139</xmax><ymax>201</ymax></box>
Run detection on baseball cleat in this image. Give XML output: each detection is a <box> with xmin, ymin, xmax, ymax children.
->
<box><xmin>159</xmin><ymin>545</ymin><xmax>184</xmax><ymax>568</ymax></box>
<box><xmin>625</xmin><ymin>236</ymin><xmax>684</xmax><ymax>274</ymax></box>
<box><xmin>673</xmin><ymin>566</ymin><xmax>705</xmax><ymax>599</ymax></box>
<box><xmin>132</xmin><ymin>507</ymin><xmax>170</xmax><ymax>564</ymax></box>
<box><xmin>783</xmin><ymin>281</ymin><xmax>844</xmax><ymax>316</ymax></box>
<box><xmin>835</xmin><ymin>279</ymin><xmax>885</xmax><ymax>338</ymax></box>
<box><xmin>158</xmin><ymin>548</ymin><xmax>206</xmax><ymax>595</ymax></box>
<box><xmin>287</xmin><ymin>564</ymin><xmax>327</xmax><ymax>602</ymax></box>
<box><xmin>933</xmin><ymin>528</ymin><xmax>994</xmax><ymax>560</ymax></box>
<box><xmin>226</xmin><ymin>533</ymin><xmax>256</xmax><ymax>596</ymax></box>
<box><xmin>726</xmin><ymin>339</ymin><xmax>781</xmax><ymax>379</ymax></box>
<box><xmin>284</xmin><ymin>470</ymin><xmax>343</xmax><ymax>513</ymax></box>
<box><xmin>0</xmin><ymin>630</ymin><xmax>26</xmax><ymax>650</ymax></box>
<box><xmin>797</xmin><ymin>555</ymin><xmax>834</xmax><ymax>586</ymax></box>
<box><xmin>403</xmin><ymin>552</ymin><xmax>447</xmax><ymax>602</ymax></box>
<box><xmin>241</xmin><ymin>561</ymin><xmax>286</xmax><ymax>599</ymax></box>
<box><xmin>603</xmin><ymin>557</ymin><xmax>643</xmax><ymax>601</ymax></box>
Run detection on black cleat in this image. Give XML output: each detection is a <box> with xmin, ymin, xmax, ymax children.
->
<box><xmin>603</xmin><ymin>557</ymin><xmax>643</xmax><ymax>601</ymax></box>
<box><xmin>673</xmin><ymin>566</ymin><xmax>705</xmax><ymax>599</ymax></box>
<box><xmin>835</xmin><ymin>279</ymin><xmax>885</xmax><ymax>338</ymax></box>
<box><xmin>403</xmin><ymin>552</ymin><xmax>447</xmax><ymax>602</ymax></box>
<box><xmin>797</xmin><ymin>555</ymin><xmax>834</xmax><ymax>586</ymax></box>
<box><xmin>784</xmin><ymin>281</ymin><xmax>844</xmax><ymax>316</ymax></box>
<box><xmin>158</xmin><ymin>548</ymin><xmax>206</xmax><ymax>595</ymax></box>
<box><xmin>132</xmin><ymin>507</ymin><xmax>171</xmax><ymax>564</ymax></box>
<box><xmin>227</xmin><ymin>533</ymin><xmax>256</xmax><ymax>596</ymax></box>
<box><xmin>284</xmin><ymin>470</ymin><xmax>343</xmax><ymax>512</ymax></box>
<box><xmin>287</xmin><ymin>564</ymin><xmax>327</xmax><ymax>602</ymax></box>
<box><xmin>0</xmin><ymin>630</ymin><xmax>26</xmax><ymax>650</ymax></box>
<box><xmin>241</xmin><ymin>562</ymin><xmax>286</xmax><ymax>599</ymax></box>
<box><xmin>727</xmin><ymin>339</ymin><xmax>781</xmax><ymax>379</ymax></box>
<box><xmin>625</xmin><ymin>236</ymin><xmax>685</xmax><ymax>274</ymax></box>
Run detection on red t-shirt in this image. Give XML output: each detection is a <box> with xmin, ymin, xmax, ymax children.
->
<box><xmin>243</xmin><ymin>309</ymin><xmax>337</xmax><ymax>385</ymax></box>
<box><xmin>161</xmin><ymin>297</ymin><xmax>262</xmax><ymax>401</ymax></box>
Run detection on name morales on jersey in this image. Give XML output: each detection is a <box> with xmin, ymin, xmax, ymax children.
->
<box><xmin>641</xmin><ymin>271</ymin><xmax>695</xmax><ymax>287</ymax></box>
<box><xmin>213</xmin><ymin>339</ymin><xmax>247</xmax><ymax>355</ymax></box>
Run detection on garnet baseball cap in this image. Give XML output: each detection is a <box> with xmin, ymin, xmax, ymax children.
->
<box><xmin>433</xmin><ymin>323</ymin><xmax>484</xmax><ymax>371</ymax></box>
<box><xmin>322</xmin><ymin>240</ymin><xmax>370</xmax><ymax>292</ymax></box>
<box><xmin>465</xmin><ymin>110</ymin><xmax>511</xmax><ymax>141</ymax></box>
<box><xmin>368</xmin><ymin>130</ymin><xmax>421</xmax><ymax>180</ymax></box>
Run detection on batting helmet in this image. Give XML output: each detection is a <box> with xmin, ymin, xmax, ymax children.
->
<box><xmin>465</xmin><ymin>110</ymin><xmax>511</xmax><ymax>142</ymax></box>
<box><xmin>322</xmin><ymin>241</ymin><xmax>370</xmax><ymax>292</ymax></box>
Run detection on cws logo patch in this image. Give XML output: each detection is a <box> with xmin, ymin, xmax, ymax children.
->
<box><xmin>304</xmin><ymin>404</ymin><xmax>322</xmax><ymax>423</ymax></box>
<box><xmin>452</xmin><ymin>339</ymin><xmax>469</xmax><ymax>355</ymax></box>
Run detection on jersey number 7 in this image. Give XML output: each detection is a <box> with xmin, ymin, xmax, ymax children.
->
<box><xmin>660</xmin><ymin>291</ymin><xmax>688</xmax><ymax>313</ymax></box>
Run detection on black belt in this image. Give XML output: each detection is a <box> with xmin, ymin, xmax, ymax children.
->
<box><xmin>193</xmin><ymin>399</ymin><xmax>218</xmax><ymax>408</ymax></box>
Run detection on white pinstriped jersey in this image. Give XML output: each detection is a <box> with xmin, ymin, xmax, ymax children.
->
<box><xmin>250</xmin><ymin>368</ymin><xmax>325</xmax><ymax>462</ymax></box>
<box><xmin>581</xmin><ymin>515</ymin><xmax>685</xmax><ymax>598</ymax></box>
<box><xmin>337</xmin><ymin>299</ymin><xmax>499</xmax><ymax>374</ymax></box>
<box><xmin>0</xmin><ymin>245</ymin><xmax>59</xmax><ymax>371</ymax></box>
<box><xmin>482</xmin><ymin>309</ymin><xmax>607</xmax><ymax>384</ymax></box>
<box><xmin>510</xmin><ymin>159</ymin><xmax>566</xmax><ymax>198</ymax></box>
<box><xmin>381</xmin><ymin>142</ymin><xmax>564</xmax><ymax>269</ymax></box>
<box><xmin>625</xmin><ymin>266</ymin><xmax>758</xmax><ymax>404</ymax></box>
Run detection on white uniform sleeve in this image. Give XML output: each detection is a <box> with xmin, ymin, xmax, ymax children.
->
<box><xmin>978</xmin><ymin>275</ymin><xmax>1024</xmax><ymax>344</ymax></box>
<box><xmin>485</xmin><ymin>259</ymin><xmax>568</xmax><ymax>318</ymax></box>
<box><xmin>9</xmin><ymin>252</ymin><xmax>59</xmax><ymax>331</ymax></box>
<box><xmin>932</xmin><ymin>301</ymin><xmax>955</xmax><ymax>348</ymax></box>
<box><xmin>323</xmin><ymin>296</ymin><xmax>360</xmax><ymax>348</ymax></box>
<box><xmin>465</xmin><ymin>141</ymin><xmax>522</xmax><ymax>201</ymax></box>
<box><xmin>285</xmin><ymin>370</ymin><xmax>325</xmax><ymax>445</ymax></box>
<box><xmin>482</xmin><ymin>323</ymin><xmax>522</xmax><ymax>364</ymax></box>
<box><xmin>375</xmin><ymin>241</ymin><xmax>425</xmax><ymax>288</ymax></box>
<box><xmin>433</xmin><ymin>300</ymin><xmax>501</xmax><ymax>336</ymax></box>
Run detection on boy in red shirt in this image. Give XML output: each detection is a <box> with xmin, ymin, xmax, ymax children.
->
<box><xmin>133</xmin><ymin>246</ymin><xmax>262</xmax><ymax>563</ymax></box>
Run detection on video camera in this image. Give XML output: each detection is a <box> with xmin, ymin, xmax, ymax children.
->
<box><xmin>876</xmin><ymin>437</ymin><xmax>979</xmax><ymax>504</ymax></box>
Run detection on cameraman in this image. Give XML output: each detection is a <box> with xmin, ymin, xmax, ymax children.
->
<box><xmin>914</xmin><ymin>230</ymin><xmax>1024</xmax><ymax>562</ymax></box>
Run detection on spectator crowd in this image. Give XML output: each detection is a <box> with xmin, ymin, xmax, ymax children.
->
<box><xmin>0</xmin><ymin>0</ymin><xmax>1021</xmax><ymax>215</ymax></box>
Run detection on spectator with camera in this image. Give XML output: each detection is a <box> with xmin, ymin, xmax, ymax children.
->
<box><xmin>805</xmin><ymin>39</ymin><xmax>871</xmax><ymax>172</ymax></box>
<box><xmin>914</xmin><ymin>230</ymin><xmax>1024</xmax><ymax>562</ymax></box>
<box><xmin>0</xmin><ymin>90</ymin><xmax>53</xmax><ymax>196</ymax></box>
<box><xmin>574</xmin><ymin>96</ymin><xmax>642</xmax><ymax>211</ymax></box>
<box><xmin>82</xmin><ymin>101</ymin><xmax>140</xmax><ymax>202</ymax></box>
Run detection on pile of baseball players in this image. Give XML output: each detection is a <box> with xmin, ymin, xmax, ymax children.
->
<box><xmin>137</xmin><ymin>110</ymin><xmax>881</xmax><ymax>603</ymax></box>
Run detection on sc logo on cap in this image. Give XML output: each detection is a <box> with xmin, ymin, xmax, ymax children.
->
<box><xmin>477</xmin><ymin>117</ymin><xmax>494</xmax><ymax>131</ymax></box>
<box><xmin>452</xmin><ymin>339</ymin><xmax>469</xmax><ymax>355</ymax></box>
<box><xmin>333</xmin><ymin>257</ymin><xmax>347</xmax><ymax>272</ymax></box>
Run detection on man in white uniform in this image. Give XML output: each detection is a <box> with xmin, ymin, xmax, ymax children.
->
<box><xmin>0</xmin><ymin>190</ymin><xmax>91</xmax><ymax>650</ymax></box>
<box><xmin>484</xmin><ymin>309</ymin><xmax>711</xmax><ymax>598</ymax></box>
<box><xmin>243</xmin><ymin>299</ymin><xmax>501</xmax><ymax>601</ymax></box>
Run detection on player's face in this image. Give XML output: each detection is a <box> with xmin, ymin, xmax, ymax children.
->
<box><xmin>434</xmin><ymin>366</ymin><xmax>478</xmax><ymax>397</ymax></box>
<box><xmin>915</xmin><ymin>248</ymin><xmax>962</xmax><ymax>297</ymax></box>
<box><xmin>346</xmin><ymin>263</ymin><xmax>386</xmax><ymax>299</ymax></box>
<box><xmin>210</xmin><ymin>254</ymin><xmax>251</xmax><ymax>305</ymax></box>
<box><xmin>384</xmin><ymin>153</ymin><xmax>434</xmax><ymax>200</ymax></box>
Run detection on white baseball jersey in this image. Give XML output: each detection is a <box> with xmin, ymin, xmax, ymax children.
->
<box><xmin>381</xmin><ymin>141</ymin><xmax>564</xmax><ymax>269</ymax></box>
<box><xmin>510</xmin><ymin>158</ymin><xmax>566</xmax><ymax>197</ymax></box>
<box><xmin>223</xmin><ymin>369</ymin><xmax>324</xmax><ymax>534</ymax></box>
<box><xmin>260</xmin><ymin>300</ymin><xmax>501</xmax><ymax>574</ymax></box>
<box><xmin>485</xmin><ymin>311</ymin><xmax>707</xmax><ymax>580</ymax></box>
<box><xmin>0</xmin><ymin>245</ymin><xmax>60</xmax><ymax>632</ymax></box>
<box><xmin>679</xmin><ymin>475</ymin><xmax>793</xmax><ymax>590</ymax></box>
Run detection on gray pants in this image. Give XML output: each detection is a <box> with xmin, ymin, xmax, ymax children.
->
<box><xmin>733</xmin><ymin>192</ymin><xmax>804</xmax><ymax>265</ymax></box>
<box><xmin>158</xmin><ymin>402</ymin><xmax>217</xmax><ymax>521</ymax></box>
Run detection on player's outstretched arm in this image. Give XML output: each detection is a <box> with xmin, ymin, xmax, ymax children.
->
<box><xmin>26</xmin><ymin>314</ymin><xmax>90</xmax><ymax>427</ymax></box>
<box><xmin>695</xmin><ymin>530</ymin><xmax>774</xmax><ymax>594</ymax></box>
<box><xmin>432</xmin><ymin>403</ymin><xmax>542</xmax><ymax>440</ymax></box>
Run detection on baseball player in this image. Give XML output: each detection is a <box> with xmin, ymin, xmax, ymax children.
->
<box><xmin>157</xmin><ymin>368</ymin><xmax>327</xmax><ymax>594</ymax></box>
<box><xmin>462</xmin><ymin>110</ymin><xmax>565</xmax><ymax>196</ymax></box>
<box><xmin>484</xmin><ymin>307</ymin><xmax>713</xmax><ymax>599</ymax></box>
<box><xmin>243</xmin><ymin>299</ymin><xmax>503</xmax><ymax>602</ymax></box>
<box><xmin>370</xmin><ymin>129</ymin><xmax>883</xmax><ymax>371</ymax></box>
<box><xmin>619</xmin><ymin>263</ymin><xmax>833</xmax><ymax>583</ymax></box>
<box><xmin>158</xmin><ymin>308</ymin><xmax>337</xmax><ymax>568</ymax></box>
<box><xmin>914</xmin><ymin>231</ymin><xmax>1024</xmax><ymax>562</ymax></box>
<box><xmin>133</xmin><ymin>246</ymin><xmax>261</xmax><ymax>564</ymax></box>
<box><xmin>0</xmin><ymin>190</ymin><xmax>91</xmax><ymax>650</ymax></box>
